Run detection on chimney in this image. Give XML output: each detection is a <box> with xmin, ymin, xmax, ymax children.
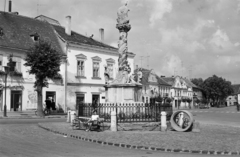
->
<box><xmin>8</xmin><ymin>0</ymin><xmax>12</xmax><ymax>12</ymax></box>
<box><xmin>99</xmin><ymin>28</ymin><xmax>104</xmax><ymax>42</ymax></box>
<box><xmin>65</xmin><ymin>16</ymin><xmax>71</xmax><ymax>36</ymax></box>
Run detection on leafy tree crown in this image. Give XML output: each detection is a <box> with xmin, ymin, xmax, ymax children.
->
<box><xmin>24</xmin><ymin>39</ymin><xmax>62</xmax><ymax>88</ymax></box>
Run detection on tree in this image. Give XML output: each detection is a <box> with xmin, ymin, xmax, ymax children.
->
<box><xmin>24</xmin><ymin>39</ymin><xmax>63</xmax><ymax>117</ymax></box>
<box><xmin>201</xmin><ymin>75</ymin><xmax>233</xmax><ymax>106</ymax></box>
<box><xmin>191</xmin><ymin>78</ymin><xmax>204</xmax><ymax>87</ymax></box>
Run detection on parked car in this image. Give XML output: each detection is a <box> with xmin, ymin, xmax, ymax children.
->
<box><xmin>199</xmin><ymin>103</ymin><xmax>209</xmax><ymax>109</ymax></box>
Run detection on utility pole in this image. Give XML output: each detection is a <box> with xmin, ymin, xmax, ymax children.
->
<box><xmin>140</xmin><ymin>56</ymin><xmax>143</xmax><ymax>68</ymax></box>
<box><xmin>181</xmin><ymin>60</ymin><xmax>183</xmax><ymax>77</ymax></box>
<box><xmin>4</xmin><ymin>0</ymin><xmax>6</xmax><ymax>12</ymax></box>
<box><xmin>146</xmin><ymin>56</ymin><xmax>149</xmax><ymax>69</ymax></box>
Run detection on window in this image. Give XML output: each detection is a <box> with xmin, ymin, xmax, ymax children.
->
<box><xmin>76</xmin><ymin>54</ymin><xmax>87</xmax><ymax>78</ymax></box>
<box><xmin>30</xmin><ymin>32</ymin><xmax>39</xmax><ymax>42</ymax></box>
<box><xmin>12</xmin><ymin>57</ymin><xmax>21</xmax><ymax>72</ymax></box>
<box><xmin>93</xmin><ymin>62</ymin><xmax>100</xmax><ymax>78</ymax></box>
<box><xmin>107</xmin><ymin>63</ymin><xmax>113</xmax><ymax>78</ymax></box>
<box><xmin>92</xmin><ymin>56</ymin><xmax>101</xmax><ymax>79</ymax></box>
<box><xmin>146</xmin><ymin>97</ymin><xmax>149</xmax><ymax>103</ymax></box>
<box><xmin>77</xmin><ymin>60</ymin><xmax>85</xmax><ymax>76</ymax></box>
<box><xmin>106</xmin><ymin>58</ymin><xmax>115</xmax><ymax>79</ymax></box>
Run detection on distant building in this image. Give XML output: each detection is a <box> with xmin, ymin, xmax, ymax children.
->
<box><xmin>134</xmin><ymin>68</ymin><xmax>171</xmax><ymax>103</ymax></box>
<box><xmin>226</xmin><ymin>84</ymin><xmax>240</xmax><ymax>106</ymax></box>
<box><xmin>161</xmin><ymin>76</ymin><xmax>201</xmax><ymax>109</ymax></box>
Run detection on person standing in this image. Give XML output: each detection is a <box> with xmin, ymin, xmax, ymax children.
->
<box><xmin>45</xmin><ymin>97</ymin><xmax>52</xmax><ymax>114</ymax></box>
<box><xmin>51</xmin><ymin>100</ymin><xmax>56</xmax><ymax>111</ymax></box>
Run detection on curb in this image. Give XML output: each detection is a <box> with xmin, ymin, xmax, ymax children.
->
<box><xmin>0</xmin><ymin>116</ymin><xmax>66</xmax><ymax>119</ymax></box>
<box><xmin>37</xmin><ymin>124</ymin><xmax>240</xmax><ymax>156</ymax></box>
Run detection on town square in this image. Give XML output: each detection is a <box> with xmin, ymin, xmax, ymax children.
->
<box><xmin>0</xmin><ymin>0</ymin><xmax>240</xmax><ymax>156</ymax></box>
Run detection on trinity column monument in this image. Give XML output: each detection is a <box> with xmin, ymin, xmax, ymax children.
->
<box><xmin>105</xmin><ymin>3</ymin><xmax>142</xmax><ymax>103</ymax></box>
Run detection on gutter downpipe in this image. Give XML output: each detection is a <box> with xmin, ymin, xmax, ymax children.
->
<box><xmin>64</xmin><ymin>42</ymin><xmax>69</xmax><ymax>113</ymax></box>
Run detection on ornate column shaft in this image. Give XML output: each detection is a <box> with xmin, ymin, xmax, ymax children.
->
<box><xmin>111</xmin><ymin>3</ymin><xmax>132</xmax><ymax>84</ymax></box>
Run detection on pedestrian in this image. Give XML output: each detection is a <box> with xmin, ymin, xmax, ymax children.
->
<box><xmin>237</xmin><ymin>103</ymin><xmax>240</xmax><ymax>112</ymax></box>
<box><xmin>51</xmin><ymin>100</ymin><xmax>56</xmax><ymax>111</ymax></box>
<box><xmin>45</xmin><ymin>97</ymin><xmax>52</xmax><ymax>114</ymax></box>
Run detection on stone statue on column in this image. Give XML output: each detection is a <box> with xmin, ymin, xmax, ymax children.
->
<box><xmin>104</xmin><ymin>3</ymin><xmax>142</xmax><ymax>103</ymax></box>
<box><xmin>111</xmin><ymin>3</ymin><xmax>133</xmax><ymax>84</ymax></box>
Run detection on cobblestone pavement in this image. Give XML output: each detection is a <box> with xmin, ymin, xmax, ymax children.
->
<box><xmin>1</xmin><ymin>123</ymin><xmax>215</xmax><ymax>157</ymax></box>
<box><xmin>40</xmin><ymin>122</ymin><xmax>240</xmax><ymax>153</ymax></box>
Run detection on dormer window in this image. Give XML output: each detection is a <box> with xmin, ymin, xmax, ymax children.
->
<box><xmin>30</xmin><ymin>32</ymin><xmax>40</xmax><ymax>42</ymax></box>
<box><xmin>0</xmin><ymin>27</ymin><xmax>3</xmax><ymax>36</ymax></box>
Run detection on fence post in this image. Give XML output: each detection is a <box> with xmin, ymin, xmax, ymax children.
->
<box><xmin>70</xmin><ymin>111</ymin><xmax>76</xmax><ymax>125</ymax></box>
<box><xmin>161</xmin><ymin>111</ymin><xmax>167</xmax><ymax>131</ymax></box>
<box><xmin>67</xmin><ymin>110</ymin><xmax>71</xmax><ymax>123</ymax></box>
<box><xmin>111</xmin><ymin>110</ymin><xmax>117</xmax><ymax>131</ymax></box>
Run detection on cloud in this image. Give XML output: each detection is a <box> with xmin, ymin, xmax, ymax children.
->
<box><xmin>208</xmin><ymin>28</ymin><xmax>236</xmax><ymax>54</ymax></box>
<box><xmin>149</xmin><ymin>0</ymin><xmax>172</xmax><ymax>28</ymax></box>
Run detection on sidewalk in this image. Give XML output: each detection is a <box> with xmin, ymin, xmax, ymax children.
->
<box><xmin>0</xmin><ymin>111</ymin><xmax>67</xmax><ymax>119</ymax></box>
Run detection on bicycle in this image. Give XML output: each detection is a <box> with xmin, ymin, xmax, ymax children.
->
<box><xmin>35</xmin><ymin>107</ymin><xmax>51</xmax><ymax>116</ymax></box>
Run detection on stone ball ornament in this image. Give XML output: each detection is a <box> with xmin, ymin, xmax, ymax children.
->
<box><xmin>170</xmin><ymin>110</ymin><xmax>194</xmax><ymax>132</ymax></box>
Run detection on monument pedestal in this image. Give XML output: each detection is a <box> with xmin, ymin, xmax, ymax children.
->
<box><xmin>105</xmin><ymin>84</ymin><xmax>142</xmax><ymax>103</ymax></box>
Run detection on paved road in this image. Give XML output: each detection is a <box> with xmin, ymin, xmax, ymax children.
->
<box><xmin>0</xmin><ymin>119</ymin><xmax>228</xmax><ymax>157</ymax></box>
<box><xmin>190</xmin><ymin>107</ymin><xmax>240</xmax><ymax>127</ymax></box>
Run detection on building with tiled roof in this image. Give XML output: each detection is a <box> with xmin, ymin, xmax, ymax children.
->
<box><xmin>0</xmin><ymin>12</ymin><xmax>64</xmax><ymax>54</ymax></box>
<box><xmin>134</xmin><ymin>68</ymin><xmax>171</xmax><ymax>103</ymax></box>
<box><xmin>226</xmin><ymin>84</ymin><xmax>240</xmax><ymax>106</ymax></box>
<box><xmin>43</xmin><ymin>15</ymin><xmax>135</xmax><ymax>109</ymax></box>
<box><xmin>0</xmin><ymin>11</ymin><xmax>66</xmax><ymax>112</ymax></box>
<box><xmin>161</xmin><ymin>76</ymin><xmax>202</xmax><ymax>109</ymax></box>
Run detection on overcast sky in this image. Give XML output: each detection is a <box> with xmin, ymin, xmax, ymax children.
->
<box><xmin>1</xmin><ymin>0</ymin><xmax>240</xmax><ymax>83</ymax></box>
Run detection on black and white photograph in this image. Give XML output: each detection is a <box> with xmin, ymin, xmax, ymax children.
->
<box><xmin>0</xmin><ymin>0</ymin><xmax>240</xmax><ymax>156</ymax></box>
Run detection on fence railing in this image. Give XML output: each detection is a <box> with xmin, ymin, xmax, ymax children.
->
<box><xmin>77</xmin><ymin>103</ymin><xmax>172</xmax><ymax>123</ymax></box>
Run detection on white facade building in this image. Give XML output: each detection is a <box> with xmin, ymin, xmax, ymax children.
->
<box><xmin>0</xmin><ymin>12</ymin><xmax>66</xmax><ymax>112</ymax></box>
<box><xmin>52</xmin><ymin>16</ymin><xmax>135</xmax><ymax>110</ymax></box>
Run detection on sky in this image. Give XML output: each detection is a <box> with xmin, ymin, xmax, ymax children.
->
<box><xmin>1</xmin><ymin>0</ymin><xmax>240</xmax><ymax>83</ymax></box>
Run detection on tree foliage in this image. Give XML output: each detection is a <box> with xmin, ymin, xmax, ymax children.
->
<box><xmin>25</xmin><ymin>40</ymin><xmax>62</xmax><ymax>88</ymax></box>
<box><xmin>191</xmin><ymin>78</ymin><xmax>204</xmax><ymax>87</ymax></box>
<box><xmin>191</xmin><ymin>75</ymin><xmax>234</xmax><ymax>106</ymax></box>
<box><xmin>202</xmin><ymin>75</ymin><xmax>233</xmax><ymax>103</ymax></box>
<box><xmin>24</xmin><ymin>39</ymin><xmax>63</xmax><ymax>117</ymax></box>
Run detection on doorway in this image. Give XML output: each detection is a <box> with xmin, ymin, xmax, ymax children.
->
<box><xmin>46</xmin><ymin>91</ymin><xmax>56</xmax><ymax>102</ymax></box>
<box><xmin>76</xmin><ymin>94</ymin><xmax>85</xmax><ymax>116</ymax></box>
<box><xmin>11</xmin><ymin>91</ymin><xmax>22</xmax><ymax>111</ymax></box>
<box><xmin>92</xmin><ymin>94</ymin><xmax>100</xmax><ymax>104</ymax></box>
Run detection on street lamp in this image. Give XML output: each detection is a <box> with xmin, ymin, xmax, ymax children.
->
<box><xmin>3</xmin><ymin>66</ymin><xmax>9</xmax><ymax>117</ymax></box>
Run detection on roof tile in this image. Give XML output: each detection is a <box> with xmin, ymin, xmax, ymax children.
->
<box><xmin>0</xmin><ymin>12</ymin><xmax>64</xmax><ymax>55</ymax></box>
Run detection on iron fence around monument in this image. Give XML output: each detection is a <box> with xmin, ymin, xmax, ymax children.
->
<box><xmin>77</xmin><ymin>103</ymin><xmax>172</xmax><ymax>123</ymax></box>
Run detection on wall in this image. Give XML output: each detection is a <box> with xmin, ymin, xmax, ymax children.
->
<box><xmin>0</xmin><ymin>47</ymin><xmax>66</xmax><ymax>111</ymax></box>
<box><xmin>66</xmin><ymin>45</ymin><xmax>119</xmax><ymax>109</ymax></box>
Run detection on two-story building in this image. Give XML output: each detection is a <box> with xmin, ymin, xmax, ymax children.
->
<box><xmin>0</xmin><ymin>11</ymin><xmax>66</xmax><ymax>112</ymax></box>
<box><xmin>134</xmin><ymin>68</ymin><xmax>171</xmax><ymax>103</ymax></box>
<box><xmin>0</xmin><ymin>11</ymin><xmax>136</xmax><ymax>112</ymax></box>
<box><xmin>38</xmin><ymin>15</ymin><xmax>135</xmax><ymax>110</ymax></box>
<box><xmin>161</xmin><ymin>76</ymin><xmax>195</xmax><ymax>109</ymax></box>
<box><xmin>226</xmin><ymin>84</ymin><xmax>240</xmax><ymax>106</ymax></box>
